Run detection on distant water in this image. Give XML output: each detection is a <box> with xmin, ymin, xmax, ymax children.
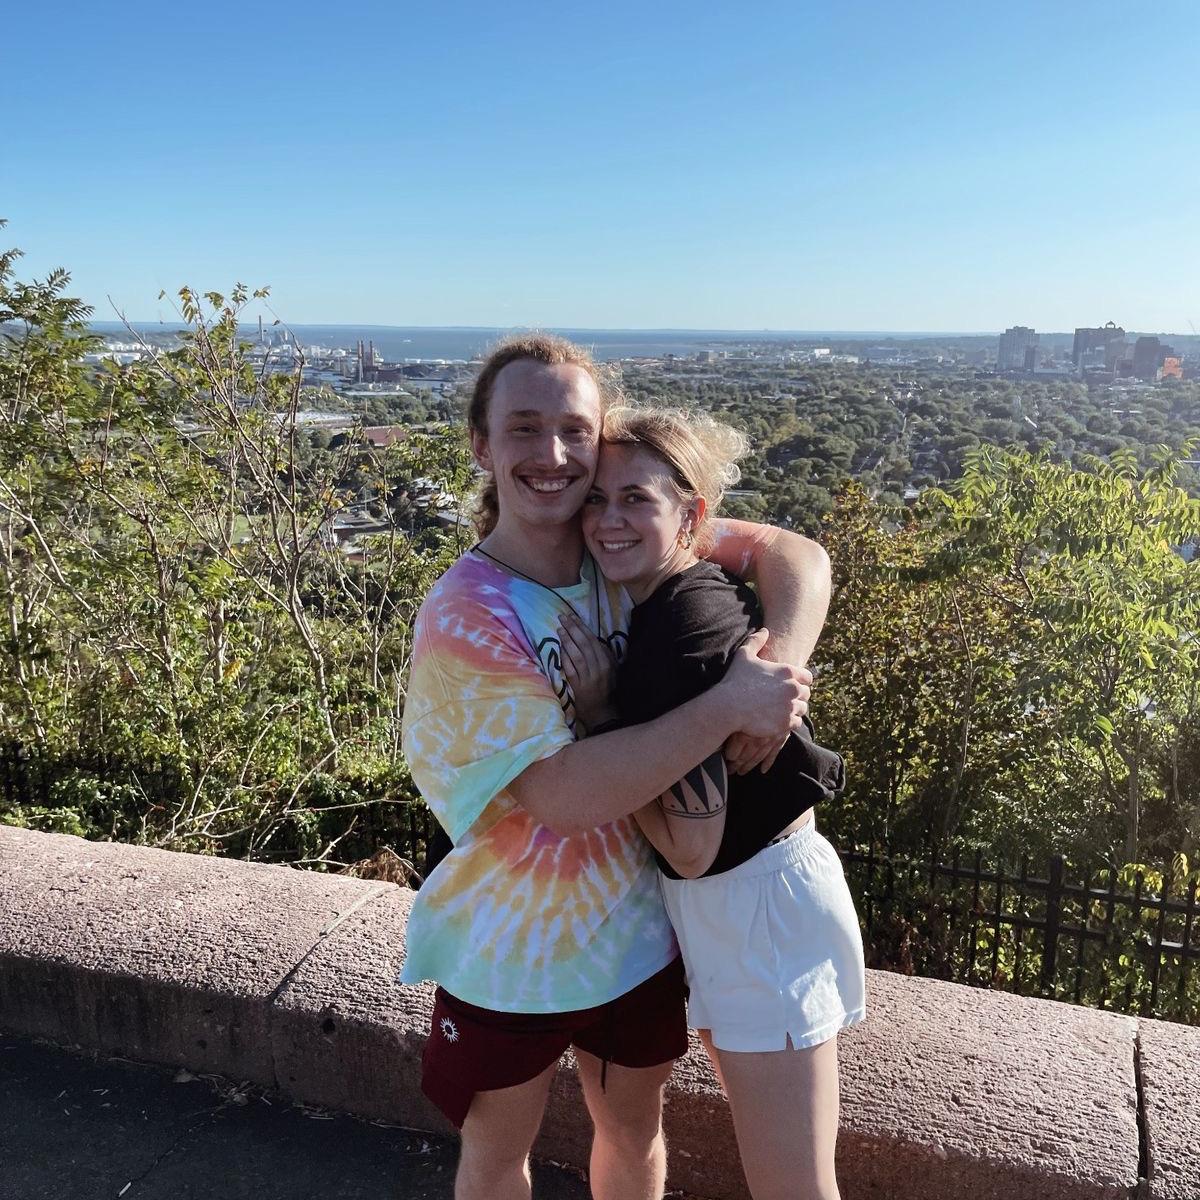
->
<box><xmin>89</xmin><ymin>323</ymin><xmax>1003</xmax><ymax>363</ymax></box>
<box><xmin>263</xmin><ymin>326</ymin><xmax>772</xmax><ymax>362</ymax></box>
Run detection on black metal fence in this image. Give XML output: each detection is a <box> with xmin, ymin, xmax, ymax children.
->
<box><xmin>0</xmin><ymin>742</ymin><xmax>183</xmax><ymax>830</ymax></box>
<box><xmin>391</xmin><ymin>812</ymin><xmax>1200</xmax><ymax>1025</ymax></box>
<box><xmin>840</xmin><ymin>843</ymin><xmax>1200</xmax><ymax>1024</ymax></box>
<box><xmin>0</xmin><ymin>740</ymin><xmax>435</xmax><ymax>871</ymax></box>
<box><xmin>4</xmin><ymin>736</ymin><xmax>1197</xmax><ymax>1024</ymax></box>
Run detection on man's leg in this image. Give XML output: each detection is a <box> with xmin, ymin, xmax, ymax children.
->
<box><xmin>455</xmin><ymin>1060</ymin><xmax>558</xmax><ymax>1200</ymax></box>
<box><xmin>575</xmin><ymin>1050</ymin><xmax>673</xmax><ymax>1200</ymax></box>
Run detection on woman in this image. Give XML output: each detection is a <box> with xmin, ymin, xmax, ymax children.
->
<box><xmin>566</xmin><ymin>406</ymin><xmax>866</xmax><ymax>1200</ymax></box>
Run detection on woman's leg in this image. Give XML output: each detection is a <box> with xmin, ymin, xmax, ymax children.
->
<box><xmin>455</xmin><ymin>1060</ymin><xmax>559</xmax><ymax>1200</ymax></box>
<box><xmin>713</xmin><ymin>1034</ymin><xmax>841</xmax><ymax>1200</ymax></box>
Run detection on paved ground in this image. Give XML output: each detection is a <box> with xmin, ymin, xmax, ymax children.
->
<box><xmin>0</xmin><ymin>1034</ymin><xmax>591</xmax><ymax>1200</ymax></box>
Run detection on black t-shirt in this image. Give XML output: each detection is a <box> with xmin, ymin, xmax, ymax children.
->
<box><xmin>614</xmin><ymin>561</ymin><xmax>845</xmax><ymax>879</ymax></box>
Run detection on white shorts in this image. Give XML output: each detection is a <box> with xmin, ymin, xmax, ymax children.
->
<box><xmin>660</xmin><ymin>817</ymin><xmax>867</xmax><ymax>1053</ymax></box>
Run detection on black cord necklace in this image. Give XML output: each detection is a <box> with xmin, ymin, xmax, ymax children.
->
<box><xmin>471</xmin><ymin>542</ymin><xmax>601</xmax><ymax>635</ymax></box>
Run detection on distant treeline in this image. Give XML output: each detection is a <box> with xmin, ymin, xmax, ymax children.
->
<box><xmin>620</xmin><ymin>361</ymin><xmax>1200</xmax><ymax>532</ymax></box>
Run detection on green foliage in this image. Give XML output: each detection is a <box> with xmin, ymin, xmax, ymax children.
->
<box><xmin>0</xmin><ymin>242</ymin><xmax>473</xmax><ymax>865</ymax></box>
<box><xmin>816</xmin><ymin>448</ymin><xmax>1200</xmax><ymax>869</ymax></box>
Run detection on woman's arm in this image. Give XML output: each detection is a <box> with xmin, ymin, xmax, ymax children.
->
<box><xmin>633</xmin><ymin>748</ymin><xmax>728</xmax><ymax>878</ymax></box>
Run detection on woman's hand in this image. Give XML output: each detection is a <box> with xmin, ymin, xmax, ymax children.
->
<box><xmin>558</xmin><ymin>611</ymin><xmax>618</xmax><ymax>734</ymax></box>
<box><xmin>724</xmin><ymin>731</ymin><xmax>788</xmax><ymax>775</ymax></box>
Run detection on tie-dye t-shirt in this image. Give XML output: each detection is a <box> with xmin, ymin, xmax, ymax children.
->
<box><xmin>399</xmin><ymin>549</ymin><xmax>678</xmax><ymax>1013</ymax></box>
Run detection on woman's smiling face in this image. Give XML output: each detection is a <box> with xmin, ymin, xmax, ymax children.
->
<box><xmin>582</xmin><ymin>442</ymin><xmax>703</xmax><ymax>601</ymax></box>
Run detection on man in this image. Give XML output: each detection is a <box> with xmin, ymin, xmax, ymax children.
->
<box><xmin>401</xmin><ymin>334</ymin><xmax>830</xmax><ymax>1200</ymax></box>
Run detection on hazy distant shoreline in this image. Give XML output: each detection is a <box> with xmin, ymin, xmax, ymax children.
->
<box><xmin>87</xmin><ymin>322</ymin><xmax>1081</xmax><ymax>363</ymax></box>
<box><xmin>90</xmin><ymin>321</ymin><xmax>1068</xmax><ymax>338</ymax></box>
<box><xmin>87</xmin><ymin>322</ymin><xmax>1197</xmax><ymax>365</ymax></box>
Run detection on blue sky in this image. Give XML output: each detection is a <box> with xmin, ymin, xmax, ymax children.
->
<box><xmin>5</xmin><ymin>0</ymin><xmax>1199</xmax><ymax>332</ymax></box>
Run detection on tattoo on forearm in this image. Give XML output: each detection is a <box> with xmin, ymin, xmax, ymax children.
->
<box><xmin>659</xmin><ymin>751</ymin><xmax>728</xmax><ymax>819</ymax></box>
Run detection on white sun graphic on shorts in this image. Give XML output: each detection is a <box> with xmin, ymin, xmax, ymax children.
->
<box><xmin>440</xmin><ymin>1017</ymin><xmax>460</xmax><ymax>1043</ymax></box>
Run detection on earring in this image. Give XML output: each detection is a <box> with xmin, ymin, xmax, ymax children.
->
<box><xmin>679</xmin><ymin>528</ymin><xmax>694</xmax><ymax>549</ymax></box>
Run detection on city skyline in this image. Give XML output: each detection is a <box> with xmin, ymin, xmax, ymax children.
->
<box><xmin>84</xmin><ymin>319</ymin><xmax>1199</xmax><ymax>343</ymax></box>
<box><xmin>6</xmin><ymin>0</ymin><xmax>1200</xmax><ymax>331</ymax></box>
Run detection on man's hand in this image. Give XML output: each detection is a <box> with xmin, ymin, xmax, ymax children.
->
<box><xmin>724</xmin><ymin>668</ymin><xmax>813</xmax><ymax>775</ymax></box>
<box><xmin>716</xmin><ymin>629</ymin><xmax>809</xmax><ymax>741</ymax></box>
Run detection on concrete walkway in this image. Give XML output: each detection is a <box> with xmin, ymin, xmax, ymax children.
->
<box><xmin>1</xmin><ymin>1034</ymin><xmax>591</xmax><ymax>1200</ymax></box>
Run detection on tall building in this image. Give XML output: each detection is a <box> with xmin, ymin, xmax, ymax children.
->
<box><xmin>997</xmin><ymin>326</ymin><xmax>1038</xmax><ymax>371</ymax></box>
<box><xmin>1132</xmin><ymin>337</ymin><xmax>1179</xmax><ymax>380</ymax></box>
<box><xmin>1133</xmin><ymin>336</ymin><xmax>1162</xmax><ymax>380</ymax></box>
<box><xmin>1072</xmin><ymin>322</ymin><xmax>1125</xmax><ymax>368</ymax></box>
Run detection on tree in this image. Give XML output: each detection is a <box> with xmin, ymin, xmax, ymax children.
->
<box><xmin>817</xmin><ymin>447</ymin><xmax>1200</xmax><ymax>867</ymax></box>
<box><xmin>0</xmin><ymin>234</ymin><xmax>474</xmax><ymax>866</ymax></box>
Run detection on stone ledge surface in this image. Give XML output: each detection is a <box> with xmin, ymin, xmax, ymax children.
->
<box><xmin>0</xmin><ymin>825</ymin><xmax>1187</xmax><ymax>1199</ymax></box>
<box><xmin>0</xmin><ymin>824</ymin><xmax>383</xmax><ymax>1085</ymax></box>
<box><xmin>1137</xmin><ymin>1016</ymin><xmax>1200</xmax><ymax>1200</ymax></box>
<box><xmin>836</xmin><ymin>971</ymin><xmax>1138</xmax><ymax>1200</ymax></box>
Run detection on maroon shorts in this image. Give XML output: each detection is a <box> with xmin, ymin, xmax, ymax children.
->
<box><xmin>421</xmin><ymin>956</ymin><xmax>688</xmax><ymax>1128</ymax></box>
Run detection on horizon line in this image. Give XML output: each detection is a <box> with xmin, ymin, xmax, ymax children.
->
<box><xmin>86</xmin><ymin>321</ymin><xmax>1199</xmax><ymax>340</ymax></box>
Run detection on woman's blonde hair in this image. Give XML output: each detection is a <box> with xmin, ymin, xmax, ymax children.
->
<box><xmin>601</xmin><ymin>406</ymin><xmax>749</xmax><ymax>552</ymax></box>
<box><xmin>468</xmin><ymin>333</ymin><xmax>618</xmax><ymax>537</ymax></box>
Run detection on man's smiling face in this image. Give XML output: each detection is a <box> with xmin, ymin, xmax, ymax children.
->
<box><xmin>472</xmin><ymin>359</ymin><xmax>603</xmax><ymax>532</ymax></box>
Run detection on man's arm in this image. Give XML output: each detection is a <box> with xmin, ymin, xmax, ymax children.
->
<box><xmin>708</xmin><ymin>518</ymin><xmax>831</xmax><ymax>668</ymax></box>
<box><xmin>508</xmin><ymin>630</ymin><xmax>804</xmax><ymax>837</ymax></box>
<box><xmin>707</xmin><ymin>519</ymin><xmax>831</xmax><ymax>773</ymax></box>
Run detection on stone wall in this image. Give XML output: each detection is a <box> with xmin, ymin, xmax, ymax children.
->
<box><xmin>2</xmin><ymin>826</ymin><xmax>1195</xmax><ymax>1199</ymax></box>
